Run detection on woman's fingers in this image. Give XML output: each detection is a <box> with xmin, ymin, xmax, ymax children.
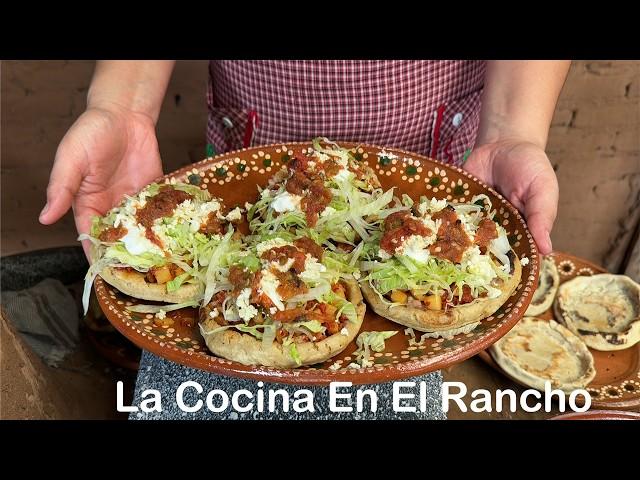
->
<box><xmin>522</xmin><ymin>172</ymin><xmax>559</xmax><ymax>255</ymax></box>
<box><xmin>39</xmin><ymin>139</ymin><xmax>86</xmax><ymax>225</ymax></box>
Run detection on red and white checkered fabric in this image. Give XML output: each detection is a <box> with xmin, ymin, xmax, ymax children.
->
<box><xmin>207</xmin><ymin>60</ymin><xmax>486</xmax><ymax>166</ymax></box>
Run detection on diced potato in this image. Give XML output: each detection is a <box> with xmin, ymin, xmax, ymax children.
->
<box><xmin>332</xmin><ymin>282</ymin><xmax>347</xmax><ymax>299</ymax></box>
<box><xmin>424</xmin><ymin>294</ymin><xmax>442</xmax><ymax>311</ymax></box>
<box><xmin>153</xmin><ymin>266</ymin><xmax>173</xmax><ymax>284</ymax></box>
<box><xmin>411</xmin><ymin>292</ymin><xmax>427</xmax><ymax>302</ymax></box>
<box><xmin>390</xmin><ymin>289</ymin><xmax>408</xmax><ymax>304</ymax></box>
<box><xmin>173</xmin><ymin>266</ymin><xmax>185</xmax><ymax>277</ymax></box>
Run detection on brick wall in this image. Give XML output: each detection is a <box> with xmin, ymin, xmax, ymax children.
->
<box><xmin>547</xmin><ymin>60</ymin><xmax>640</xmax><ymax>270</ymax></box>
<box><xmin>2</xmin><ymin>60</ymin><xmax>639</xmax><ymax>269</ymax></box>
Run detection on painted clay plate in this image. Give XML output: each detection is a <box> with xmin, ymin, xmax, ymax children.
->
<box><xmin>479</xmin><ymin>252</ymin><xmax>640</xmax><ymax>409</ymax></box>
<box><xmin>95</xmin><ymin>142</ymin><xmax>539</xmax><ymax>385</ymax></box>
<box><xmin>549</xmin><ymin>410</ymin><xmax>640</xmax><ymax>420</ymax></box>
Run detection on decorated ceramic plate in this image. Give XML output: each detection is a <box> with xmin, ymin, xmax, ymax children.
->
<box><xmin>479</xmin><ymin>252</ymin><xmax>640</xmax><ymax>409</ymax></box>
<box><xmin>95</xmin><ymin>142</ymin><xmax>540</xmax><ymax>385</ymax></box>
<box><xmin>549</xmin><ymin>410</ymin><xmax>640</xmax><ymax>420</ymax></box>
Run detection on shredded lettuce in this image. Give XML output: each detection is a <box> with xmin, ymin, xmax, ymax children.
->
<box><xmin>126</xmin><ymin>301</ymin><xmax>199</xmax><ymax>313</ymax></box>
<box><xmin>166</xmin><ymin>272</ymin><xmax>191</xmax><ymax>292</ymax></box>
<box><xmin>291</xmin><ymin>319</ymin><xmax>325</xmax><ymax>333</ymax></box>
<box><xmin>103</xmin><ymin>245</ymin><xmax>167</xmax><ymax>270</ymax></box>
<box><xmin>288</xmin><ymin>343</ymin><xmax>302</xmax><ymax>366</ymax></box>
<box><xmin>351</xmin><ymin>331</ymin><xmax>397</xmax><ymax>368</ymax></box>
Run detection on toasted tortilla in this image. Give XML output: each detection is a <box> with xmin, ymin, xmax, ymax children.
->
<box><xmin>361</xmin><ymin>254</ymin><xmax>522</xmax><ymax>337</ymax></box>
<box><xmin>100</xmin><ymin>267</ymin><xmax>202</xmax><ymax>304</ymax></box>
<box><xmin>554</xmin><ymin>273</ymin><xmax>640</xmax><ymax>351</ymax></box>
<box><xmin>489</xmin><ymin>317</ymin><xmax>595</xmax><ymax>392</ymax></box>
<box><xmin>198</xmin><ymin>279</ymin><xmax>366</xmax><ymax>368</ymax></box>
<box><xmin>525</xmin><ymin>256</ymin><xmax>559</xmax><ymax>316</ymax></box>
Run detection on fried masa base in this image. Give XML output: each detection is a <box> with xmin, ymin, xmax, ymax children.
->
<box><xmin>361</xmin><ymin>254</ymin><xmax>522</xmax><ymax>338</ymax></box>
<box><xmin>489</xmin><ymin>317</ymin><xmax>595</xmax><ymax>392</ymax></box>
<box><xmin>198</xmin><ymin>279</ymin><xmax>366</xmax><ymax>368</ymax></box>
<box><xmin>554</xmin><ymin>273</ymin><xmax>640</xmax><ymax>351</ymax></box>
<box><xmin>100</xmin><ymin>267</ymin><xmax>202</xmax><ymax>304</ymax></box>
<box><xmin>525</xmin><ymin>256</ymin><xmax>559</xmax><ymax>317</ymax></box>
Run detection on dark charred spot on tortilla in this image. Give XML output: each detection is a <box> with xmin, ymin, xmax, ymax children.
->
<box><xmin>577</xmin><ymin>329</ymin><xmax>597</xmax><ymax>336</ymax></box>
<box><xmin>605</xmin><ymin>333</ymin><xmax>625</xmax><ymax>345</ymax></box>
<box><xmin>507</xmin><ymin>250</ymin><xmax>516</xmax><ymax>274</ymax></box>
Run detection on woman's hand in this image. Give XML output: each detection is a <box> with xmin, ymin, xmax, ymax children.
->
<box><xmin>39</xmin><ymin>61</ymin><xmax>175</xmax><ymax>258</ymax></box>
<box><xmin>464</xmin><ymin>140</ymin><xmax>558</xmax><ymax>254</ymax></box>
<box><xmin>39</xmin><ymin>104</ymin><xmax>163</xmax><ymax>256</ymax></box>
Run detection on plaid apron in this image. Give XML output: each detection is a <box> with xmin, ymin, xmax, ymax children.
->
<box><xmin>207</xmin><ymin>60</ymin><xmax>486</xmax><ymax>165</ymax></box>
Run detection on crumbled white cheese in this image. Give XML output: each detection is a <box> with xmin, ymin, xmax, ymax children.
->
<box><xmin>378</xmin><ymin>249</ymin><xmax>392</xmax><ymax>260</ymax></box>
<box><xmin>340</xmin><ymin>327</ymin><xmax>349</xmax><ymax>336</ymax></box>
<box><xmin>260</xmin><ymin>188</ymin><xmax>273</xmax><ymax>199</ymax></box>
<box><xmin>169</xmin><ymin>198</ymin><xmax>221</xmax><ymax>233</ymax></box>
<box><xmin>485</xmin><ymin>285</ymin><xmax>503</xmax><ymax>299</ymax></box>
<box><xmin>312</xmin><ymin>151</ymin><xmax>330</xmax><ymax>163</ymax></box>
<box><xmin>270</xmin><ymin>257</ymin><xmax>295</xmax><ymax>273</ymax></box>
<box><xmin>225</xmin><ymin>206</ymin><xmax>243</xmax><ymax>222</ymax></box>
<box><xmin>271</xmin><ymin>191</ymin><xmax>302</xmax><ymax>213</ymax></box>
<box><xmin>119</xmin><ymin>220</ymin><xmax>163</xmax><ymax>256</ymax></box>
<box><xmin>320</xmin><ymin>206</ymin><xmax>337</xmax><ymax>218</ymax></box>
<box><xmin>236</xmin><ymin>288</ymin><xmax>258</xmax><ymax>322</ymax></box>
<box><xmin>520</xmin><ymin>256</ymin><xmax>530</xmax><ymax>266</ymax></box>
<box><xmin>256</xmin><ymin>238</ymin><xmax>294</xmax><ymax>256</ymax></box>
<box><xmin>269</xmin><ymin>307</ymin><xmax>277</xmax><ymax>315</ymax></box>
<box><xmin>155</xmin><ymin>309</ymin><xmax>166</xmax><ymax>320</ymax></box>
<box><xmin>259</xmin><ymin>270</ymin><xmax>285</xmax><ymax>311</ymax></box>
<box><xmin>328</xmin><ymin>362</ymin><xmax>342</xmax><ymax>371</ymax></box>
<box><xmin>417</xmin><ymin>197</ymin><xmax>447</xmax><ymax>216</ymax></box>
<box><xmin>209</xmin><ymin>309</ymin><xmax>219</xmax><ymax>318</ymax></box>
<box><xmin>378</xmin><ymin>150</ymin><xmax>398</xmax><ymax>160</ymax></box>
<box><xmin>352</xmin><ymin>271</ymin><xmax>361</xmax><ymax>280</ymax></box>
<box><xmin>397</xmin><ymin>235</ymin><xmax>431</xmax><ymax>264</ymax></box>
<box><xmin>299</xmin><ymin>254</ymin><xmax>327</xmax><ymax>282</ymax></box>
<box><xmin>244</xmin><ymin>202</ymin><xmax>254</xmax><ymax>211</ymax></box>
<box><xmin>457</xmin><ymin>212</ymin><xmax>478</xmax><ymax>240</ymax></box>
<box><xmin>333</xmin><ymin>168</ymin><xmax>353</xmax><ymax>182</ymax></box>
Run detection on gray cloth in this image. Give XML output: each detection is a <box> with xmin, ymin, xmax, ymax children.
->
<box><xmin>2</xmin><ymin>278</ymin><xmax>80</xmax><ymax>366</ymax></box>
<box><xmin>130</xmin><ymin>350</ymin><xmax>446</xmax><ymax>420</ymax></box>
